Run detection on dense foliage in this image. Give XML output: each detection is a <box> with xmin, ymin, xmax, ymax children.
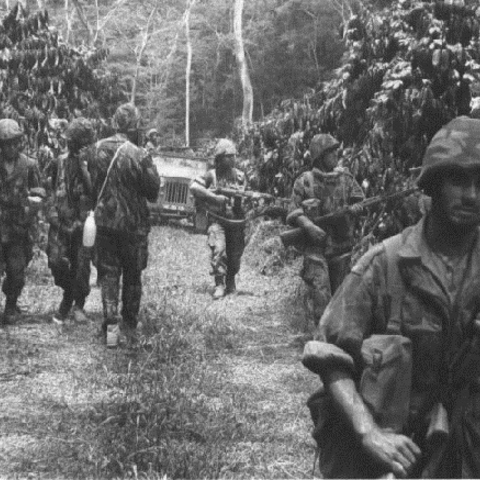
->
<box><xmin>0</xmin><ymin>3</ymin><xmax>125</xmax><ymax>159</ymax></box>
<box><xmin>242</xmin><ymin>0</ymin><xmax>480</xmax><ymax>199</ymax></box>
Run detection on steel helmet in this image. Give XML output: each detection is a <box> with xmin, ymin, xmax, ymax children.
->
<box><xmin>65</xmin><ymin>117</ymin><xmax>95</xmax><ymax>148</ymax></box>
<box><xmin>417</xmin><ymin>116</ymin><xmax>480</xmax><ymax>191</ymax></box>
<box><xmin>309</xmin><ymin>134</ymin><xmax>340</xmax><ymax>161</ymax></box>
<box><xmin>214</xmin><ymin>138</ymin><xmax>237</xmax><ymax>157</ymax></box>
<box><xmin>147</xmin><ymin>128</ymin><xmax>158</xmax><ymax>139</ymax></box>
<box><xmin>113</xmin><ymin>103</ymin><xmax>141</xmax><ymax>133</ymax></box>
<box><xmin>0</xmin><ymin>118</ymin><xmax>23</xmax><ymax>142</ymax></box>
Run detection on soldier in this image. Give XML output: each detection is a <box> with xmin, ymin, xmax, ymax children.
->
<box><xmin>287</xmin><ymin>133</ymin><xmax>364</xmax><ymax>326</ymax></box>
<box><xmin>0</xmin><ymin>119</ymin><xmax>44</xmax><ymax>326</ymax></box>
<box><xmin>144</xmin><ymin>128</ymin><xmax>159</xmax><ymax>153</ymax></box>
<box><xmin>87</xmin><ymin>103</ymin><xmax>160</xmax><ymax>347</ymax></box>
<box><xmin>47</xmin><ymin>117</ymin><xmax>96</xmax><ymax>325</ymax></box>
<box><xmin>190</xmin><ymin>138</ymin><xmax>247</xmax><ymax>300</ymax></box>
<box><xmin>303</xmin><ymin>116</ymin><xmax>480</xmax><ymax>478</ymax></box>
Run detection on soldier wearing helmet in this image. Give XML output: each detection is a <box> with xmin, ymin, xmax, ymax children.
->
<box><xmin>0</xmin><ymin>118</ymin><xmax>44</xmax><ymax>326</ymax></box>
<box><xmin>144</xmin><ymin>128</ymin><xmax>159</xmax><ymax>153</ymax></box>
<box><xmin>190</xmin><ymin>138</ymin><xmax>247</xmax><ymax>299</ymax></box>
<box><xmin>302</xmin><ymin>116</ymin><xmax>480</xmax><ymax>479</ymax></box>
<box><xmin>86</xmin><ymin>103</ymin><xmax>160</xmax><ymax>347</ymax></box>
<box><xmin>286</xmin><ymin>133</ymin><xmax>364</xmax><ymax>328</ymax></box>
<box><xmin>48</xmin><ymin>117</ymin><xmax>96</xmax><ymax>326</ymax></box>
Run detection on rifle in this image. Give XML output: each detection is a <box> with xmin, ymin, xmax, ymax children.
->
<box><xmin>421</xmin><ymin>318</ymin><xmax>480</xmax><ymax>478</ymax></box>
<box><xmin>215</xmin><ymin>187</ymin><xmax>277</xmax><ymax>201</ymax></box>
<box><xmin>280</xmin><ymin>187</ymin><xmax>419</xmax><ymax>250</ymax></box>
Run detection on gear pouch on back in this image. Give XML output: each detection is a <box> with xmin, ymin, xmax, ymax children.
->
<box><xmin>360</xmin><ymin>334</ymin><xmax>413</xmax><ymax>432</ymax></box>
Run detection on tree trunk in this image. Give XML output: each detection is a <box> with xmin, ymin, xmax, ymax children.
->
<box><xmin>185</xmin><ymin>0</ymin><xmax>196</xmax><ymax>147</ymax></box>
<box><xmin>233</xmin><ymin>0</ymin><xmax>253</xmax><ymax>128</ymax></box>
<box><xmin>131</xmin><ymin>7</ymin><xmax>156</xmax><ymax>104</ymax></box>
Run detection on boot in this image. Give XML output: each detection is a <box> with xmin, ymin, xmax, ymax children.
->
<box><xmin>212</xmin><ymin>276</ymin><xmax>226</xmax><ymax>300</ymax></box>
<box><xmin>225</xmin><ymin>273</ymin><xmax>236</xmax><ymax>294</ymax></box>
<box><xmin>52</xmin><ymin>292</ymin><xmax>73</xmax><ymax>326</ymax></box>
<box><xmin>72</xmin><ymin>305</ymin><xmax>89</xmax><ymax>324</ymax></box>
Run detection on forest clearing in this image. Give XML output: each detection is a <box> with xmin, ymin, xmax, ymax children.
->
<box><xmin>0</xmin><ymin>222</ymin><xmax>318</xmax><ymax>479</ymax></box>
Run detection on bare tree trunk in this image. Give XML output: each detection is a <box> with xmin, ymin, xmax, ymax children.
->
<box><xmin>233</xmin><ymin>0</ymin><xmax>253</xmax><ymax>128</ymax></box>
<box><xmin>184</xmin><ymin>0</ymin><xmax>196</xmax><ymax>147</ymax></box>
<box><xmin>131</xmin><ymin>7</ymin><xmax>156</xmax><ymax>104</ymax></box>
<box><xmin>64</xmin><ymin>0</ymin><xmax>73</xmax><ymax>44</ymax></box>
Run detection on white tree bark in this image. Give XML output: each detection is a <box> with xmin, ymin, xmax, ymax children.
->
<box><xmin>184</xmin><ymin>0</ymin><xmax>196</xmax><ymax>147</ymax></box>
<box><xmin>233</xmin><ymin>0</ymin><xmax>253</xmax><ymax>128</ymax></box>
<box><xmin>131</xmin><ymin>7</ymin><xmax>156</xmax><ymax>104</ymax></box>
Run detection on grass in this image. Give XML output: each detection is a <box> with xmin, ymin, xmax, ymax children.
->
<box><xmin>0</xmin><ymin>221</ymin><xmax>317</xmax><ymax>479</ymax></box>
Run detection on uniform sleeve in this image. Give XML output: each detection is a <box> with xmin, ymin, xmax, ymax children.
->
<box><xmin>315</xmin><ymin>243</ymin><xmax>389</xmax><ymax>370</ymax></box>
<box><xmin>191</xmin><ymin>170</ymin><xmax>213</xmax><ymax>190</ymax></box>
<box><xmin>138</xmin><ymin>151</ymin><xmax>160</xmax><ymax>202</ymax></box>
<box><xmin>289</xmin><ymin>176</ymin><xmax>306</xmax><ymax>212</ymax></box>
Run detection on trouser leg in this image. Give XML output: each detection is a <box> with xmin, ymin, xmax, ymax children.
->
<box><xmin>225</xmin><ymin>225</ymin><xmax>245</xmax><ymax>293</ymax></box>
<box><xmin>2</xmin><ymin>242</ymin><xmax>28</xmax><ymax>305</ymax></box>
<box><xmin>301</xmin><ymin>254</ymin><xmax>332</xmax><ymax>326</ymax></box>
<box><xmin>121</xmin><ymin>235</ymin><xmax>148</xmax><ymax>329</ymax></box>
<box><xmin>96</xmin><ymin>232</ymin><xmax>121</xmax><ymax>327</ymax></box>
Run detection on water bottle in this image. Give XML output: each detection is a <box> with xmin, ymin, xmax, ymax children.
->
<box><xmin>83</xmin><ymin>211</ymin><xmax>97</xmax><ymax>247</ymax></box>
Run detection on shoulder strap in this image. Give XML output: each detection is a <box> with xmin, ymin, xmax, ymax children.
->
<box><xmin>382</xmin><ymin>234</ymin><xmax>405</xmax><ymax>334</ymax></box>
<box><xmin>95</xmin><ymin>142</ymin><xmax>128</xmax><ymax>209</ymax></box>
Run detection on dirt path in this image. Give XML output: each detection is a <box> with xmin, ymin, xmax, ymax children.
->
<box><xmin>0</xmin><ymin>224</ymin><xmax>319</xmax><ymax>479</ymax></box>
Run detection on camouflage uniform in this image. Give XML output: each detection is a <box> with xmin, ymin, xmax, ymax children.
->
<box><xmin>289</xmin><ymin>166</ymin><xmax>364</xmax><ymax>323</ymax></box>
<box><xmin>306</xmin><ymin>117</ymin><xmax>480</xmax><ymax>478</ymax></box>
<box><xmin>47</xmin><ymin>147</ymin><xmax>93</xmax><ymax>317</ymax></box>
<box><xmin>191</xmin><ymin>168</ymin><xmax>247</xmax><ymax>285</ymax></box>
<box><xmin>0</xmin><ymin>153</ymin><xmax>41</xmax><ymax>311</ymax></box>
<box><xmin>87</xmin><ymin>125</ymin><xmax>160</xmax><ymax>332</ymax></box>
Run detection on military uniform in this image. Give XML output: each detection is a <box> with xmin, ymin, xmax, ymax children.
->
<box><xmin>0</xmin><ymin>153</ymin><xmax>41</xmax><ymax>307</ymax></box>
<box><xmin>191</xmin><ymin>168</ymin><xmax>247</xmax><ymax>285</ymax></box>
<box><xmin>312</xmin><ymin>216</ymin><xmax>480</xmax><ymax>478</ymax></box>
<box><xmin>47</xmin><ymin>149</ymin><xmax>93</xmax><ymax>315</ymax></box>
<box><xmin>289</xmin><ymin>166</ymin><xmax>364</xmax><ymax>322</ymax></box>
<box><xmin>87</xmin><ymin>132</ymin><xmax>160</xmax><ymax>332</ymax></box>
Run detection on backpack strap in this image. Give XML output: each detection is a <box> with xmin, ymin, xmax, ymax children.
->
<box><xmin>382</xmin><ymin>233</ymin><xmax>405</xmax><ymax>334</ymax></box>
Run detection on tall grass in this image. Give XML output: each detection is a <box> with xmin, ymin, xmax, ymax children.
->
<box><xmin>92</xmin><ymin>299</ymin><xmax>250</xmax><ymax>479</ymax></box>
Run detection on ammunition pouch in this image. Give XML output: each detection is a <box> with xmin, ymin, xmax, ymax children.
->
<box><xmin>304</xmin><ymin>335</ymin><xmax>413</xmax><ymax>477</ymax></box>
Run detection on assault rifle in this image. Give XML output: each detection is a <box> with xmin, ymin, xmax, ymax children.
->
<box><xmin>215</xmin><ymin>187</ymin><xmax>290</xmax><ymax>222</ymax></box>
<box><xmin>280</xmin><ymin>186</ymin><xmax>419</xmax><ymax>250</ymax></box>
<box><xmin>215</xmin><ymin>187</ymin><xmax>276</xmax><ymax>201</ymax></box>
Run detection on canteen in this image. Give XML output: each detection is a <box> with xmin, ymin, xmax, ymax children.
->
<box><xmin>83</xmin><ymin>211</ymin><xmax>97</xmax><ymax>247</ymax></box>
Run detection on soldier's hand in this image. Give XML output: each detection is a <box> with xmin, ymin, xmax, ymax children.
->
<box><xmin>214</xmin><ymin>194</ymin><xmax>228</xmax><ymax>206</ymax></box>
<box><xmin>349</xmin><ymin>202</ymin><xmax>364</xmax><ymax>215</ymax></box>
<box><xmin>305</xmin><ymin>224</ymin><xmax>327</xmax><ymax>244</ymax></box>
<box><xmin>360</xmin><ymin>428</ymin><xmax>421</xmax><ymax>478</ymax></box>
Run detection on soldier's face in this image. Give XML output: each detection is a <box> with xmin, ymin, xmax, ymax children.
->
<box><xmin>1</xmin><ymin>138</ymin><xmax>22</xmax><ymax>162</ymax></box>
<box><xmin>316</xmin><ymin>150</ymin><xmax>338</xmax><ymax>172</ymax></box>
<box><xmin>437</xmin><ymin>169</ymin><xmax>480</xmax><ymax>227</ymax></box>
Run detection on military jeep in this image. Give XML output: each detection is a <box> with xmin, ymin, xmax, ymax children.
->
<box><xmin>148</xmin><ymin>150</ymin><xmax>210</xmax><ymax>232</ymax></box>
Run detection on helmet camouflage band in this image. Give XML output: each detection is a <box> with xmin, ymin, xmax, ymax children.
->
<box><xmin>65</xmin><ymin>117</ymin><xmax>95</xmax><ymax>148</ymax></box>
<box><xmin>309</xmin><ymin>134</ymin><xmax>340</xmax><ymax>161</ymax></box>
<box><xmin>417</xmin><ymin>116</ymin><xmax>480</xmax><ymax>190</ymax></box>
<box><xmin>214</xmin><ymin>138</ymin><xmax>237</xmax><ymax>157</ymax></box>
<box><xmin>0</xmin><ymin>118</ymin><xmax>23</xmax><ymax>142</ymax></box>
<box><xmin>113</xmin><ymin>103</ymin><xmax>141</xmax><ymax>133</ymax></box>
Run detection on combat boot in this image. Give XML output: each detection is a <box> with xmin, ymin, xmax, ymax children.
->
<box><xmin>212</xmin><ymin>276</ymin><xmax>226</xmax><ymax>300</ymax></box>
<box><xmin>52</xmin><ymin>292</ymin><xmax>73</xmax><ymax>326</ymax></box>
<box><xmin>225</xmin><ymin>273</ymin><xmax>236</xmax><ymax>295</ymax></box>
